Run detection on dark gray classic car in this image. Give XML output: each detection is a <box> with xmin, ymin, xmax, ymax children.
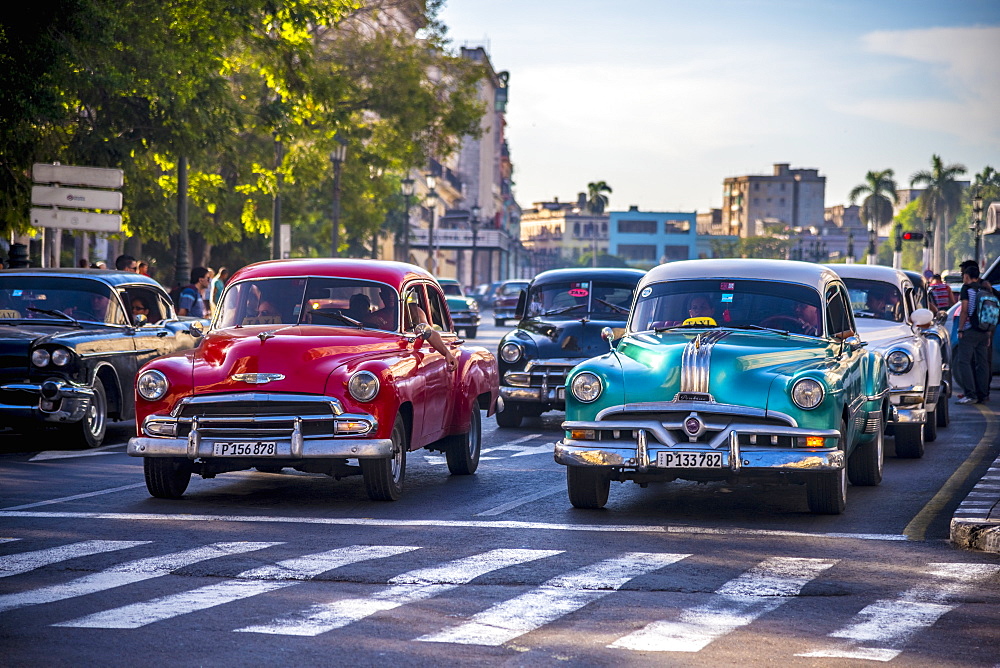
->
<box><xmin>0</xmin><ymin>269</ymin><xmax>206</xmax><ymax>447</ymax></box>
<box><xmin>495</xmin><ymin>267</ymin><xmax>646</xmax><ymax>427</ymax></box>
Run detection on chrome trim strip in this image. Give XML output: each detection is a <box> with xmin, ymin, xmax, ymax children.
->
<box><xmin>595</xmin><ymin>401</ymin><xmax>797</xmax><ymax>427</ymax></box>
<box><xmin>680</xmin><ymin>330</ymin><xmax>730</xmax><ymax>394</ymax></box>
<box><xmin>172</xmin><ymin>393</ymin><xmax>344</xmax><ymax>417</ymax></box>
<box><xmin>729</xmin><ymin>431</ymin><xmax>741</xmax><ymax>473</ymax></box>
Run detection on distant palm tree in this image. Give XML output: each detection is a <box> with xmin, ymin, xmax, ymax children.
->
<box><xmin>911</xmin><ymin>155</ymin><xmax>966</xmax><ymax>272</ymax></box>
<box><xmin>974</xmin><ymin>166</ymin><xmax>1000</xmax><ymax>189</ymax></box>
<box><xmin>848</xmin><ymin>169</ymin><xmax>898</xmax><ymax>263</ymax></box>
<box><xmin>585</xmin><ymin>181</ymin><xmax>612</xmax><ymax>267</ymax></box>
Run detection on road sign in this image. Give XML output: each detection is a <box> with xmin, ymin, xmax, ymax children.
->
<box><xmin>31</xmin><ymin>185</ymin><xmax>123</xmax><ymax>211</ymax></box>
<box><xmin>30</xmin><ymin>208</ymin><xmax>122</xmax><ymax>233</ymax></box>
<box><xmin>32</xmin><ymin>163</ymin><xmax>124</xmax><ymax>189</ymax></box>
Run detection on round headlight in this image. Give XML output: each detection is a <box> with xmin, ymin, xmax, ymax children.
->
<box><xmin>137</xmin><ymin>369</ymin><xmax>169</xmax><ymax>401</ymax></box>
<box><xmin>500</xmin><ymin>342</ymin><xmax>523</xmax><ymax>364</ymax></box>
<box><xmin>791</xmin><ymin>378</ymin><xmax>825</xmax><ymax>410</ymax></box>
<box><xmin>50</xmin><ymin>348</ymin><xmax>73</xmax><ymax>366</ymax></box>
<box><xmin>885</xmin><ymin>350</ymin><xmax>913</xmax><ymax>375</ymax></box>
<box><xmin>571</xmin><ymin>372</ymin><xmax>603</xmax><ymax>403</ymax></box>
<box><xmin>348</xmin><ymin>370</ymin><xmax>380</xmax><ymax>402</ymax></box>
<box><xmin>469</xmin><ymin>301</ymin><xmax>479</xmax><ymax>312</ymax></box>
<box><xmin>31</xmin><ymin>349</ymin><xmax>51</xmax><ymax>367</ymax></box>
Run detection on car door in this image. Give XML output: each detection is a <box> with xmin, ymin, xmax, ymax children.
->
<box><xmin>417</xmin><ymin>282</ymin><xmax>456</xmax><ymax>442</ymax></box>
<box><xmin>123</xmin><ymin>286</ymin><xmax>177</xmax><ymax>367</ymax></box>
<box><xmin>827</xmin><ymin>283</ymin><xmax>865</xmax><ymax>445</ymax></box>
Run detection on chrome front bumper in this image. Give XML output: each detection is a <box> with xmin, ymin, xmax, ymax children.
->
<box><xmin>128</xmin><ymin>436</ymin><xmax>393</xmax><ymax>459</ymax></box>
<box><xmin>500</xmin><ymin>385</ymin><xmax>565</xmax><ymax>404</ymax></box>
<box><xmin>0</xmin><ymin>381</ymin><xmax>94</xmax><ymax>424</ymax></box>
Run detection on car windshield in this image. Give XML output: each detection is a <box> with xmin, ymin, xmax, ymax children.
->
<box><xmin>842</xmin><ymin>279</ymin><xmax>905</xmax><ymax>323</ymax></box>
<box><xmin>526</xmin><ymin>280</ymin><xmax>636</xmax><ymax>319</ymax></box>
<box><xmin>497</xmin><ymin>281</ymin><xmax>528</xmax><ymax>297</ymax></box>
<box><xmin>630</xmin><ymin>278</ymin><xmax>823</xmax><ymax>336</ymax></box>
<box><xmin>441</xmin><ymin>283</ymin><xmax>464</xmax><ymax>297</ymax></box>
<box><xmin>216</xmin><ymin>277</ymin><xmax>399</xmax><ymax>331</ymax></box>
<box><xmin>0</xmin><ymin>276</ymin><xmax>121</xmax><ymax>325</ymax></box>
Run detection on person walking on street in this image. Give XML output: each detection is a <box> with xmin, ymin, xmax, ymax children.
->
<box><xmin>928</xmin><ymin>274</ymin><xmax>956</xmax><ymax>309</ymax></box>
<box><xmin>177</xmin><ymin>267</ymin><xmax>211</xmax><ymax>318</ymax></box>
<box><xmin>954</xmin><ymin>264</ymin><xmax>991</xmax><ymax>405</ymax></box>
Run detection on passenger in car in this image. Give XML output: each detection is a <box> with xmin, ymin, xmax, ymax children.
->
<box><xmin>794</xmin><ymin>301</ymin><xmax>821</xmax><ymax>336</ymax></box>
<box><xmin>346</xmin><ymin>293</ymin><xmax>372</xmax><ymax>322</ymax></box>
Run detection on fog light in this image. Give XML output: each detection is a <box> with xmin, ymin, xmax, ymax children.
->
<box><xmin>569</xmin><ymin>429</ymin><xmax>596</xmax><ymax>440</ymax></box>
<box><xmin>145</xmin><ymin>421</ymin><xmax>178</xmax><ymax>437</ymax></box>
<box><xmin>806</xmin><ymin>436</ymin><xmax>825</xmax><ymax>448</ymax></box>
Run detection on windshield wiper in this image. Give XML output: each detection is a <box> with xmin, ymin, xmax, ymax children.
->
<box><xmin>311</xmin><ymin>310</ymin><xmax>364</xmax><ymax>328</ymax></box>
<box><xmin>541</xmin><ymin>303</ymin><xmax>585</xmax><ymax>316</ymax></box>
<box><xmin>593</xmin><ymin>298</ymin><xmax>629</xmax><ymax>314</ymax></box>
<box><xmin>27</xmin><ymin>307</ymin><xmax>81</xmax><ymax>326</ymax></box>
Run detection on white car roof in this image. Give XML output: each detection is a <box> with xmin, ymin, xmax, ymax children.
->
<box><xmin>824</xmin><ymin>264</ymin><xmax>910</xmax><ymax>290</ymax></box>
<box><xmin>642</xmin><ymin>258</ymin><xmax>839</xmax><ymax>291</ymax></box>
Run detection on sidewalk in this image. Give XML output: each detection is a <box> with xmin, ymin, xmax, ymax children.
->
<box><xmin>949</xmin><ymin>398</ymin><xmax>1000</xmax><ymax>554</ymax></box>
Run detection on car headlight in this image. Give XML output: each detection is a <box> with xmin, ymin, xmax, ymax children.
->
<box><xmin>50</xmin><ymin>348</ymin><xmax>73</xmax><ymax>366</ymax></box>
<box><xmin>791</xmin><ymin>378</ymin><xmax>825</xmax><ymax>410</ymax></box>
<box><xmin>31</xmin><ymin>349</ymin><xmax>50</xmax><ymax>367</ymax></box>
<box><xmin>500</xmin><ymin>342</ymin><xmax>523</xmax><ymax>364</ymax></box>
<box><xmin>348</xmin><ymin>370</ymin><xmax>380</xmax><ymax>402</ymax></box>
<box><xmin>137</xmin><ymin>370</ymin><xmax>169</xmax><ymax>401</ymax></box>
<box><xmin>468</xmin><ymin>301</ymin><xmax>479</xmax><ymax>312</ymax></box>
<box><xmin>885</xmin><ymin>349</ymin><xmax>913</xmax><ymax>375</ymax></box>
<box><xmin>571</xmin><ymin>372</ymin><xmax>603</xmax><ymax>403</ymax></box>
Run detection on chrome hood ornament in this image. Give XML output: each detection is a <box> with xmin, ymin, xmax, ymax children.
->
<box><xmin>231</xmin><ymin>373</ymin><xmax>285</xmax><ymax>384</ymax></box>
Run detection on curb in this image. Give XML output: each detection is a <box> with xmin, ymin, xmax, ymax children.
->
<box><xmin>950</xmin><ymin>452</ymin><xmax>1000</xmax><ymax>554</ymax></box>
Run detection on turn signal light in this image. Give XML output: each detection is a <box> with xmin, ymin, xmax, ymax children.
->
<box><xmin>569</xmin><ymin>429</ymin><xmax>596</xmax><ymax>440</ymax></box>
<box><xmin>806</xmin><ymin>436</ymin><xmax>826</xmax><ymax>448</ymax></box>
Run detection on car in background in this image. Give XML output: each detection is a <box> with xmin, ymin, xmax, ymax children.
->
<box><xmin>904</xmin><ymin>269</ymin><xmax>953</xmax><ymax>422</ymax></box>
<box><xmin>495</xmin><ymin>267</ymin><xmax>645</xmax><ymax>427</ymax></box>
<box><xmin>128</xmin><ymin>259</ymin><xmax>499</xmax><ymax>502</ymax></box>
<box><xmin>829</xmin><ymin>264</ymin><xmax>943</xmax><ymax>457</ymax></box>
<box><xmin>492</xmin><ymin>279</ymin><xmax>530</xmax><ymax>327</ymax></box>
<box><xmin>0</xmin><ymin>269</ymin><xmax>206</xmax><ymax>448</ymax></box>
<box><xmin>438</xmin><ymin>278</ymin><xmax>480</xmax><ymax>338</ymax></box>
<box><xmin>470</xmin><ymin>282</ymin><xmax>499</xmax><ymax>308</ymax></box>
<box><xmin>555</xmin><ymin>259</ymin><xmax>889</xmax><ymax>515</ymax></box>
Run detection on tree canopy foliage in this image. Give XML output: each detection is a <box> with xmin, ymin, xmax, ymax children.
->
<box><xmin>0</xmin><ymin>0</ymin><xmax>487</xmax><ymax>273</ymax></box>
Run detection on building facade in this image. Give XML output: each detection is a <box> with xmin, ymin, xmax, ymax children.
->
<box><xmin>608</xmin><ymin>207</ymin><xmax>699</xmax><ymax>269</ymax></box>
<box><xmin>519</xmin><ymin>195</ymin><xmax>608</xmax><ymax>273</ymax></box>
<box><xmin>722</xmin><ymin>163</ymin><xmax>826</xmax><ymax>238</ymax></box>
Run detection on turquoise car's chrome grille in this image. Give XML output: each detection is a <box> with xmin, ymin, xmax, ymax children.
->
<box><xmin>680</xmin><ymin>330</ymin><xmax>730</xmax><ymax>394</ymax></box>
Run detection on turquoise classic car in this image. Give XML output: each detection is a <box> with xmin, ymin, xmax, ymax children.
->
<box><xmin>554</xmin><ymin>259</ymin><xmax>890</xmax><ymax>514</ymax></box>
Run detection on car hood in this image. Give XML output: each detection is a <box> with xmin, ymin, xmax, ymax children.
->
<box><xmin>191</xmin><ymin>325</ymin><xmax>402</xmax><ymax>395</ymax></box>
<box><xmin>853</xmin><ymin>320</ymin><xmax>913</xmax><ymax>349</ymax></box>
<box><xmin>518</xmin><ymin>317</ymin><xmax>628</xmax><ymax>359</ymax></box>
<box><xmin>446</xmin><ymin>296</ymin><xmax>475</xmax><ymax>311</ymax></box>
<box><xmin>0</xmin><ymin>324</ymin><xmax>89</xmax><ymax>381</ymax></box>
<box><xmin>616</xmin><ymin>330</ymin><xmax>831</xmax><ymax>409</ymax></box>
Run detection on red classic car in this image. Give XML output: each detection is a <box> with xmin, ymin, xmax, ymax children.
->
<box><xmin>127</xmin><ymin>259</ymin><xmax>499</xmax><ymax>501</ymax></box>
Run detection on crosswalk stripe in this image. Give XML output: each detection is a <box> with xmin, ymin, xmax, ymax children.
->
<box><xmin>0</xmin><ymin>541</ymin><xmax>281</xmax><ymax>614</ymax></box>
<box><xmin>236</xmin><ymin>548</ymin><xmax>562</xmax><ymax>637</ymax></box>
<box><xmin>0</xmin><ymin>540</ymin><xmax>150</xmax><ymax>578</ymax></box>
<box><xmin>416</xmin><ymin>552</ymin><xmax>690</xmax><ymax>646</ymax></box>
<box><xmin>609</xmin><ymin>557</ymin><xmax>837</xmax><ymax>652</ymax></box>
<box><xmin>55</xmin><ymin>545</ymin><xmax>418</xmax><ymax>629</ymax></box>
<box><xmin>797</xmin><ymin>562</ymin><xmax>1000</xmax><ymax>661</ymax></box>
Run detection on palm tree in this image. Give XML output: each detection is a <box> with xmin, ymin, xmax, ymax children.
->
<box><xmin>910</xmin><ymin>155</ymin><xmax>967</xmax><ymax>272</ymax></box>
<box><xmin>848</xmin><ymin>169</ymin><xmax>898</xmax><ymax>264</ymax></box>
<box><xmin>585</xmin><ymin>181</ymin><xmax>612</xmax><ymax>267</ymax></box>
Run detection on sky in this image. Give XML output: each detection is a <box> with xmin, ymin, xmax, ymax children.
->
<box><xmin>438</xmin><ymin>0</ymin><xmax>1000</xmax><ymax>214</ymax></box>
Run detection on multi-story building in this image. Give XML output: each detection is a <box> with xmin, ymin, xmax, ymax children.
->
<box><xmin>722</xmin><ymin>163</ymin><xmax>826</xmax><ymax>238</ymax></box>
<box><xmin>608</xmin><ymin>207</ymin><xmax>702</xmax><ymax>269</ymax></box>
<box><xmin>520</xmin><ymin>195</ymin><xmax>608</xmax><ymax>273</ymax></box>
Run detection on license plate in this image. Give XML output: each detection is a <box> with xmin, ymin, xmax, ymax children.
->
<box><xmin>213</xmin><ymin>441</ymin><xmax>277</xmax><ymax>457</ymax></box>
<box><xmin>657</xmin><ymin>451</ymin><xmax>724</xmax><ymax>468</ymax></box>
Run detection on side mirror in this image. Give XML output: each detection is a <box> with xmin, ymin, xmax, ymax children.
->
<box><xmin>187</xmin><ymin>320</ymin><xmax>204</xmax><ymax>338</ymax></box>
<box><xmin>132</xmin><ymin>313</ymin><xmax>148</xmax><ymax>327</ymax></box>
<box><xmin>843</xmin><ymin>335</ymin><xmax>866</xmax><ymax>351</ymax></box>
<box><xmin>514</xmin><ymin>289</ymin><xmax>527</xmax><ymax>319</ymax></box>
<box><xmin>601</xmin><ymin>326</ymin><xmax>616</xmax><ymax>351</ymax></box>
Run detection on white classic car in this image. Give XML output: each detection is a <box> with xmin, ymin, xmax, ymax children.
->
<box><xmin>827</xmin><ymin>264</ymin><xmax>944</xmax><ymax>458</ymax></box>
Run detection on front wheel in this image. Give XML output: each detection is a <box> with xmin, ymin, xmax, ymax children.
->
<box><xmin>464</xmin><ymin>327</ymin><xmax>478</xmax><ymax>339</ymax></box>
<box><xmin>445</xmin><ymin>405</ymin><xmax>481</xmax><ymax>475</ymax></box>
<box><xmin>924</xmin><ymin>409</ymin><xmax>938</xmax><ymax>442</ymax></box>
<box><xmin>806</xmin><ymin>467</ymin><xmax>847</xmax><ymax>514</ymax></box>
<box><xmin>847</xmin><ymin>420</ymin><xmax>883</xmax><ymax>486</ymax></box>
<box><xmin>567</xmin><ymin>466</ymin><xmax>611</xmax><ymax>509</ymax></box>
<box><xmin>65</xmin><ymin>377</ymin><xmax>108</xmax><ymax>448</ymax></box>
<box><xmin>894</xmin><ymin>423</ymin><xmax>925</xmax><ymax>459</ymax></box>
<box><xmin>144</xmin><ymin>457</ymin><xmax>192</xmax><ymax>499</ymax></box>
<box><xmin>361</xmin><ymin>414</ymin><xmax>407</xmax><ymax>501</ymax></box>
<box><xmin>495</xmin><ymin>402</ymin><xmax>523</xmax><ymax>428</ymax></box>
<box><xmin>936</xmin><ymin>389</ymin><xmax>950</xmax><ymax>427</ymax></box>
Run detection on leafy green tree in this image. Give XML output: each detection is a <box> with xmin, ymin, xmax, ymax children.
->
<box><xmin>848</xmin><ymin>169</ymin><xmax>898</xmax><ymax>262</ymax></box>
<box><xmin>910</xmin><ymin>154</ymin><xmax>967</xmax><ymax>272</ymax></box>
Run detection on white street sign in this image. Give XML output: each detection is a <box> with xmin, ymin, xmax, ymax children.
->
<box><xmin>33</xmin><ymin>163</ymin><xmax>124</xmax><ymax>189</ymax></box>
<box><xmin>31</xmin><ymin>208</ymin><xmax>122</xmax><ymax>233</ymax></box>
<box><xmin>31</xmin><ymin>185</ymin><xmax>123</xmax><ymax>211</ymax></box>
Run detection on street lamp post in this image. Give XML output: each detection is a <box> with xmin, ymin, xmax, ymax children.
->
<box><xmin>330</xmin><ymin>135</ymin><xmax>348</xmax><ymax>258</ymax></box>
<box><xmin>923</xmin><ymin>214</ymin><xmax>934</xmax><ymax>275</ymax></box>
<box><xmin>866</xmin><ymin>222</ymin><xmax>877</xmax><ymax>265</ymax></box>
<box><xmin>425</xmin><ymin>175</ymin><xmax>438</xmax><ymax>274</ymax></box>
<box><xmin>972</xmin><ymin>188</ymin><xmax>984</xmax><ymax>269</ymax></box>
<box><xmin>400</xmin><ymin>178</ymin><xmax>414</xmax><ymax>263</ymax></box>
<box><xmin>470</xmin><ymin>204</ymin><xmax>481</xmax><ymax>289</ymax></box>
<box><xmin>846</xmin><ymin>231</ymin><xmax>855</xmax><ymax>264</ymax></box>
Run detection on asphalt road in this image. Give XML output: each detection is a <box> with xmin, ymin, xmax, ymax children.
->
<box><xmin>2</xmin><ymin>319</ymin><xmax>999</xmax><ymax>667</ymax></box>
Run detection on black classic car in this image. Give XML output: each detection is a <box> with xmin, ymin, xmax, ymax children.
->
<box><xmin>0</xmin><ymin>269</ymin><xmax>206</xmax><ymax>447</ymax></box>
<box><xmin>495</xmin><ymin>267</ymin><xmax>646</xmax><ymax>427</ymax></box>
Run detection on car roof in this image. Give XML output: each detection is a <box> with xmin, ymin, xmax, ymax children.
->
<box><xmin>531</xmin><ymin>267</ymin><xmax>646</xmax><ymax>286</ymax></box>
<box><xmin>228</xmin><ymin>259</ymin><xmax>434</xmax><ymax>289</ymax></box>
<box><xmin>643</xmin><ymin>258</ymin><xmax>838</xmax><ymax>290</ymax></box>
<box><xmin>0</xmin><ymin>268</ymin><xmax>164</xmax><ymax>289</ymax></box>
<box><xmin>824</xmin><ymin>263</ymin><xmax>910</xmax><ymax>289</ymax></box>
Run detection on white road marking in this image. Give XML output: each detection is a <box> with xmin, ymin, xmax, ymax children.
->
<box><xmin>0</xmin><ymin>510</ymin><xmax>911</xmax><ymax>542</ymax></box>
<box><xmin>609</xmin><ymin>557</ymin><xmax>837</xmax><ymax>652</ymax></box>
<box><xmin>797</xmin><ymin>562</ymin><xmax>1000</xmax><ymax>661</ymax></box>
<box><xmin>236</xmin><ymin>548</ymin><xmax>560</xmax><ymax>636</ymax></box>
<box><xmin>0</xmin><ymin>541</ymin><xmax>280</xmax><ymax>614</ymax></box>
<box><xmin>55</xmin><ymin>545</ymin><xmax>417</xmax><ymax>629</ymax></box>
<box><xmin>3</xmin><ymin>483</ymin><xmax>147</xmax><ymax>510</ymax></box>
<box><xmin>475</xmin><ymin>488</ymin><xmax>564</xmax><ymax>516</ymax></box>
<box><xmin>423</xmin><ymin>433</ymin><xmax>545</xmax><ymax>465</ymax></box>
<box><xmin>417</xmin><ymin>552</ymin><xmax>689</xmax><ymax>646</ymax></box>
<box><xmin>29</xmin><ymin>444</ymin><xmax>125</xmax><ymax>461</ymax></box>
<box><xmin>0</xmin><ymin>540</ymin><xmax>149</xmax><ymax>578</ymax></box>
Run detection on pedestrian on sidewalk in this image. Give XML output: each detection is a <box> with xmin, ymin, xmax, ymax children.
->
<box><xmin>954</xmin><ymin>263</ymin><xmax>991</xmax><ymax>405</ymax></box>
